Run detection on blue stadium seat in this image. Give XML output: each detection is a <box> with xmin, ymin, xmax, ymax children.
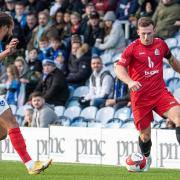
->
<box><xmin>121</xmin><ymin>118</ymin><xmax>135</xmax><ymax>128</ymax></box>
<box><xmin>54</xmin><ymin>106</ymin><xmax>65</xmax><ymax>118</ymax></box>
<box><xmin>165</xmin><ymin>38</ymin><xmax>177</xmax><ymax>49</ymax></box>
<box><xmin>66</xmin><ymin>86</ymin><xmax>89</xmax><ymax>108</ymax></box>
<box><xmin>70</xmin><ymin>117</ymin><xmax>88</xmax><ymax>127</ymax></box>
<box><xmin>95</xmin><ymin>107</ymin><xmax>115</xmax><ymax>125</ymax></box>
<box><xmin>173</xmin><ymin>88</ymin><xmax>180</xmax><ymax>102</ymax></box>
<box><xmin>105</xmin><ymin>118</ymin><xmax>124</xmax><ymax>128</ymax></box>
<box><xmin>80</xmin><ymin>106</ymin><xmax>98</xmax><ymax>120</ymax></box>
<box><xmin>73</xmin><ymin>86</ymin><xmax>89</xmax><ymax>97</ymax></box>
<box><xmin>166</xmin><ymin>77</ymin><xmax>180</xmax><ymax>93</ymax></box>
<box><xmin>114</xmin><ymin>107</ymin><xmax>131</xmax><ymax>121</ymax></box>
<box><xmin>163</xmin><ymin>68</ymin><xmax>175</xmax><ymax>82</ymax></box>
<box><xmin>59</xmin><ymin>106</ymin><xmax>81</xmax><ymax>126</ymax></box>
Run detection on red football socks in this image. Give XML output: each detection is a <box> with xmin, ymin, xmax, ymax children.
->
<box><xmin>8</xmin><ymin>127</ymin><xmax>32</xmax><ymax>163</ymax></box>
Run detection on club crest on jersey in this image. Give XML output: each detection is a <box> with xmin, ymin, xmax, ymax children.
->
<box><xmin>154</xmin><ymin>48</ymin><xmax>160</xmax><ymax>56</ymax></box>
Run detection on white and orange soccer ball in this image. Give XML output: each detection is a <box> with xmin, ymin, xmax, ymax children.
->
<box><xmin>125</xmin><ymin>152</ymin><xmax>146</xmax><ymax>172</ymax></box>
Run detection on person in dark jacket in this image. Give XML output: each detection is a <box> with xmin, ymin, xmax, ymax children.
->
<box><xmin>84</xmin><ymin>11</ymin><xmax>104</xmax><ymax>47</ymax></box>
<box><xmin>66</xmin><ymin>35</ymin><xmax>91</xmax><ymax>87</ymax></box>
<box><xmin>35</xmin><ymin>59</ymin><xmax>69</xmax><ymax>106</ymax></box>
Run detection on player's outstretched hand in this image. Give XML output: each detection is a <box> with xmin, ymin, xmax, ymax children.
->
<box><xmin>128</xmin><ymin>80</ymin><xmax>142</xmax><ymax>92</ymax></box>
<box><xmin>7</xmin><ymin>38</ymin><xmax>19</xmax><ymax>55</ymax></box>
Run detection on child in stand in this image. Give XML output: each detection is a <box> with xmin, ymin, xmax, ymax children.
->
<box><xmin>0</xmin><ymin>64</ymin><xmax>20</xmax><ymax>106</ymax></box>
<box><xmin>49</xmin><ymin>36</ymin><xmax>68</xmax><ymax>74</ymax></box>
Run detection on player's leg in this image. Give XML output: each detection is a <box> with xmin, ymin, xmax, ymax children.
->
<box><xmin>0</xmin><ymin>123</ymin><xmax>7</xmax><ymax>140</ymax></box>
<box><xmin>0</xmin><ymin>107</ymin><xmax>52</xmax><ymax>175</ymax></box>
<box><xmin>139</xmin><ymin>125</ymin><xmax>152</xmax><ymax>157</ymax></box>
<box><xmin>133</xmin><ymin>107</ymin><xmax>153</xmax><ymax>171</ymax></box>
<box><xmin>163</xmin><ymin>105</ymin><xmax>180</xmax><ymax>144</ymax></box>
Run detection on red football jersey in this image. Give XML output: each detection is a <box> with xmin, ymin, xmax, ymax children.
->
<box><xmin>117</xmin><ymin>38</ymin><xmax>170</xmax><ymax>106</ymax></box>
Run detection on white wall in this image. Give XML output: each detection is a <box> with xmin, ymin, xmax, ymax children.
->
<box><xmin>0</xmin><ymin>126</ymin><xmax>179</xmax><ymax>169</ymax></box>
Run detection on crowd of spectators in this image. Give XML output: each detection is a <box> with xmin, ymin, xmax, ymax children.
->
<box><xmin>0</xmin><ymin>0</ymin><xmax>180</xmax><ymax>128</ymax></box>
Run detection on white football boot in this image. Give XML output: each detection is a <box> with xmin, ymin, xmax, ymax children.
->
<box><xmin>144</xmin><ymin>155</ymin><xmax>152</xmax><ymax>171</ymax></box>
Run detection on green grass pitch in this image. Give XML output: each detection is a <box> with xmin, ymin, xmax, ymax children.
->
<box><xmin>0</xmin><ymin>161</ymin><xmax>180</xmax><ymax>180</ymax></box>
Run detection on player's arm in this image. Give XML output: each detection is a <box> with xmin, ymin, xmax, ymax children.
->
<box><xmin>0</xmin><ymin>38</ymin><xmax>19</xmax><ymax>61</ymax></box>
<box><xmin>115</xmin><ymin>64</ymin><xmax>142</xmax><ymax>92</ymax></box>
<box><xmin>167</xmin><ymin>52</ymin><xmax>180</xmax><ymax>73</ymax></box>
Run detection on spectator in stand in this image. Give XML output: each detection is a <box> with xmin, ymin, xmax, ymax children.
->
<box><xmin>27</xmin><ymin>48</ymin><xmax>42</xmax><ymax>73</ymax></box>
<box><xmin>81</xmin><ymin>2</ymin><xmax>96</xmax><ymax>31</ymax></box>
<box><xmin>152</xmin><ymin>0</ymin><xmax>180</xmax><ymax>39</ymax></box>
<box><xmin>84</xmin><ymin>11</ymin><xmax>105</xmax><ymax>48</ymax></box>
<box><xmin>30</xmin><ymin>91</ymin><xmax>58</xmax><ymax>127</ymax></box>
<box><xmin>48</xmin><ymin>8</ymin><xmax>65</xmax><ymax>40</ymax></box>
<box><xmin>0</xmin><ymin>64</ymin><xmax>20</xmax><ymax>106</ymax></box>
<box><xmin>14</xmin><ymin>1</ymin><xmax>27</xmax><ymax>30</ymax></box>
<box><xmin>14</xmin><ymin>56</ymin><xmax>42</xmax><ymax>104</ymax></box>
<box><xmin>79</xmin><ymin>56</ymin><xmax>114</xmax><ymax>108</ymax></box>
<box><xmin>49</xmin><ymin>36</ymin><xmax>68</xmax><ymax>74</ymax></box>
<box><xmin>50</xmin><ymin>0</ymin><xmax>68</xmax><ymax>17</ymax></box>
<box><xmin>2</xmin><ymin>0</ymin><xmax>16</xmax><ymax>17</ymax></box>
<box><xmin>37</xmin><ymin>36</ymin><xmax>51</xmax><ymax>62</ymax></box>
<box><xmin>23</xmin><ymin>12</ymin><xmax>38</xmax><ymax>47</ymax></box>
<box><xmin>26</xmin><ymin>0</ymin><xmax>49</xmax><ymax>14</ymax></box>
<box><xmin>94</xmin><ymin>11</ymin><xmax>126</xmax><ymax>65</ymax></box>
<box><xmin>66</xmin><ymin>34</ymin><xmax>91</xmax><ymax>87</ymax></box>
<box><xmin>68</xmin><ymin>0</ymin><xmax>84</xmax><ymax>15</ymax></box>
<box><xmin>105</xmin><ymin>63</ymin><xmax>130</xmax><ymax>110</ymax></box>
<box><xmin>116</xmin><ymin>0</ymin><xmax>139</xmax><ymax>20</ymax></box>
<box><xmin>92</xmin><ymin>0</ymin><xmax>117</xmax><ymax>16</ymax></box>
<box><xmin>136</xmin><ymin>0</ymin><xmax>157</xmax><ymax>18</ymax></box>
<box><xmin>35</xmin><ymin>59</ymin><xmax>69</xmax><ymax>106</ymax></box>
<box><xmin>23</xmin><ymin>107</ymin><xmax>33</xmax><ymax>127</ymax></box>
<box><xmin>63</xmin><ymin>9</ymin><xmax>72</xmax><ymax>39</ymax></box>
<box><xmin>27</xmin><ymin>10</ymin><xmax>52</xmax><ymax>49</ymax></box>
<box><xmin>70</xmin><ymin>11</ymin><xmax>83</xmax><ymax>35</ymax></box>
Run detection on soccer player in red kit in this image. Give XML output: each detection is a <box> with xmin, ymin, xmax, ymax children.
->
<box><xmin>0</xmin><ymin>12</ymin><xmax>51</xmax><ymax>175</ymax></box>
<box><xmin>115</xmin><ymin>17</ymin><xmax>180</xmax><ymax>171</ymax></box>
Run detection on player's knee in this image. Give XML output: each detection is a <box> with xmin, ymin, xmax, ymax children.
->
<box><xmin>140</xmin><ymin>133</ymin><xmax>151</xmax><ymax>143</ymax></box>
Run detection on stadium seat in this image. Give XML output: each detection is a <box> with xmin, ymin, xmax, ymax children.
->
<box><xmin>73</xmin><ymin>86</ymin><xmax>89</xmax><ymax>97</ymax></box>
<box><xmin>105</xmin><ymin>118</ymin><xmax>124</xmax><ymax>128</ymax></box>
<box><xmin>95</xmin><ymin>107</ymin><xmax>115</xmax><ymax>125</ymax></box>
<box><xmin>66</xmin><ymin>86</ymin><xmax>89</xmax><ymax>108</ymax></box>
<box><xmin>70</xmin><ymin>116</ymin><xmax>88</xmax><ymax>127</ymax></box>
<box><xmin>173</xmin><ymin>88</ymin><xmax>180</xmax><ymax>102</ymax></box>
<box><xmin>59</xmin><ymin>106</ymin><xmax>81</xmax><ymax>126</ymax></box>
<box><xmin>165</xmin><ymin>38</ymin><xmax>177</xmax><ymax>49</ymax></box>
<box><xmin>153</xmin><ymin>111</ymin><xmax>163</xmax><ymax>122</ymax></box>
<box><xmin>166</xmin><ymin>77</ymin><xmax>180</xmax><ymax>93</ymax></box>
<box><xmin>54</xmin><ymin>106</ymin><xmax>65</xmax><ymax>118</ymax></box>
<box><xmin>63</xmin><ymin>106</ymin><xmax>81</xmax><ymax>119</ymax></box>
<box><xmin>163</xmin><ymin>68</ymin><xmax>175</xmax><ymax>81</ymax></box>
<box><xmin>114</xmin><ymin>107</ymin><xmax>132</xmax><ymax>121</ymax></box>
<box><xmin>121</xmin><ymin>118</ymin><xmax>135</xmax><ymax>128</ymax></box>
<box><xmin>170</xmin><ymin>46</ymin><xmax>180</xmax><ymax>60</ymax></box>
<box><xmin>80</xmin><ymin>106</ymin><xmax>98</xmax><ymax>120</ymax></box>
<box><xmin>163</xmin><ymin>58</ymin><xmax>171</xmax><ymax>68</ymax></box>
<box><xmin>87</xmin><ymin>120</ymin><xmax>102</xmax><ymax>128</ymax></box>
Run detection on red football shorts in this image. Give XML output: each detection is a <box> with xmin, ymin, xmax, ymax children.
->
<box><xmin>131</xmin><ymin>90</ymin><xmax>180</xmax><ymax>131</ymax></box>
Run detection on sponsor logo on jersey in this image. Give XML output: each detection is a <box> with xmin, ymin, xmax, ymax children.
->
<box><xmin>144</xmin><ymin>70</ymin><xmax>159</xmax><ymax>77</ymax></box>
<box><xmin>0</xmin><ymin>100</ymin><xmax>5</xmax><ymax>106</ymax></box>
